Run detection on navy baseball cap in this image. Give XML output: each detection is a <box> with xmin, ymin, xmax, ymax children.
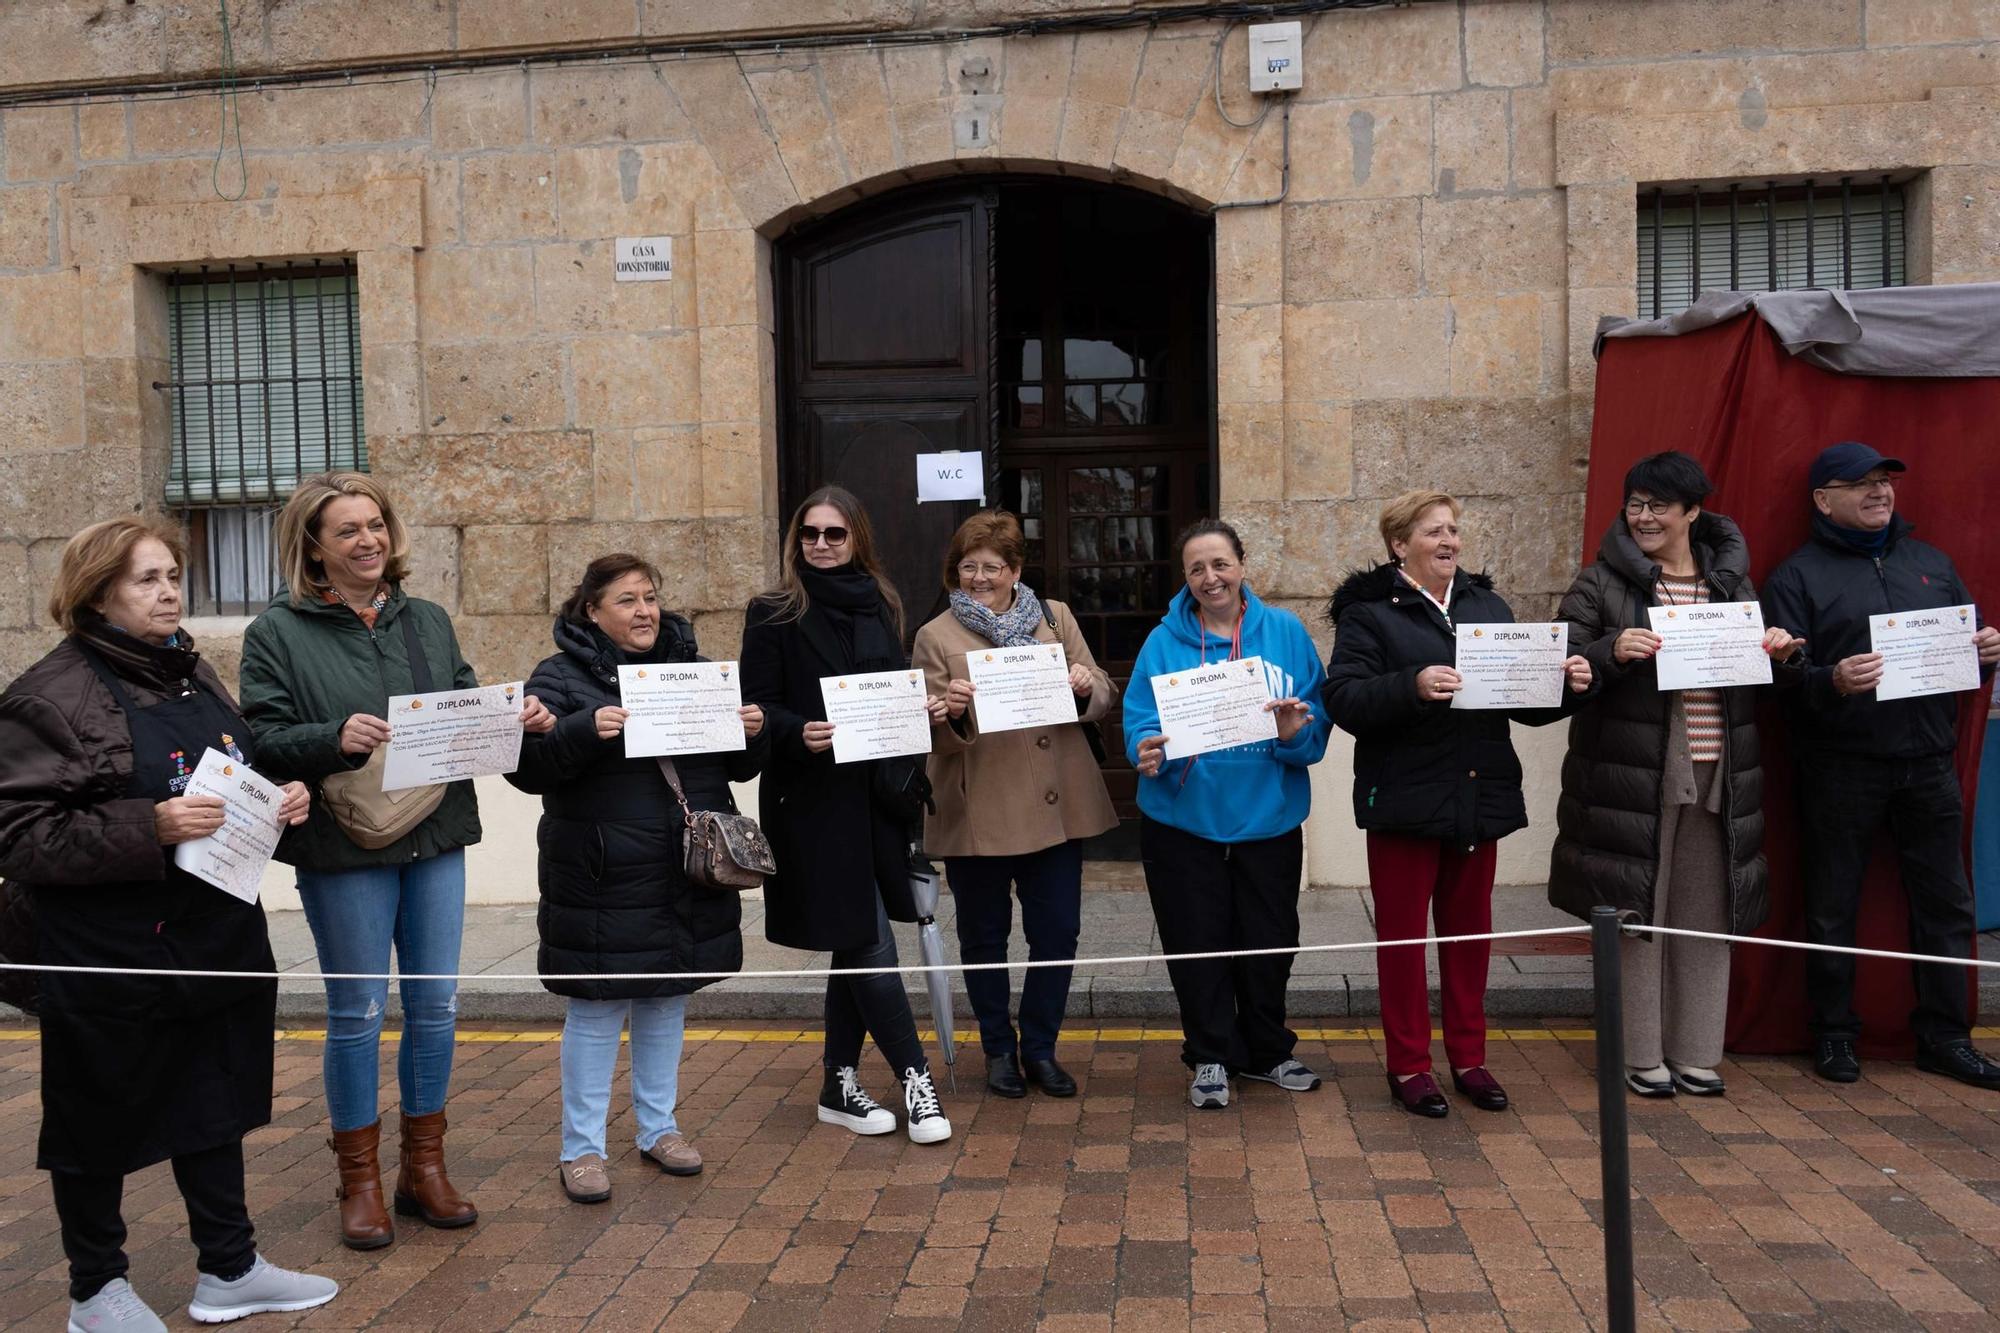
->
<box><xmin>1809</xmin><ymin>441</ymin><xmax>1906</xmax><ymax>490</ymax></box>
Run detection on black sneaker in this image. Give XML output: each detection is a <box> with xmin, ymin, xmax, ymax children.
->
<box><xmin>1814</xmin><ymin>1038</ymin><xmax>1860</xmax><ymax>1084</ymax></box>
<box><xmin>817</xmin><ymin>1066</ymin><xmax>896</xmax><ymax>1135</ymax></box>
<box><xmin>1916</xmin><ymin>1041</ymin><xmax>2000</xmax><ymax>1091</ymax></box>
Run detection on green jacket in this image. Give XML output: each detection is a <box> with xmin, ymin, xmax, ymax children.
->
<box><xmin>239</xmin><ymin>585</ymin><xmax>483</xmax><ymax>870</ymax></box>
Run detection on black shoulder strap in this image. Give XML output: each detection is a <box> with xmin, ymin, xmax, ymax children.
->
<box><xmin>398</xmin><ymin>606</ymin><xmax>436</xmax><ymax>694</ymax></box>
<box><xmin>74</xmin><ymin>642</ymin><xmax>141</xmax><ymax>717</ymax></box>
<box><xmin>1043</xmin><ymin>598</ymin><xmax>1059</xmax><ymax>633</ymax></box>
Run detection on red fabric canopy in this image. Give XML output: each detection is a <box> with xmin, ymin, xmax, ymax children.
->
<box><xmin>1584</xmin><ymin>312</ymin><xmax>1999</xmax><ymax>1056</ymax></box>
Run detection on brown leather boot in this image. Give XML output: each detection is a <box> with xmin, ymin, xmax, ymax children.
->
<box><xmin>328</xmin><ymin>1120</ymin><xmax>394</xmax><ymax>1250</ymax></box>
<box><xmin>393</xmin><ymin>1109</ymin><xmax>479</xmax><ymax>1229</ymax></box>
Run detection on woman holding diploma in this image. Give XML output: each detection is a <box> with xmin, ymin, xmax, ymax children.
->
<box><xmin>1123</xmin><ymin>519</ymin><xmax>1331</xmax><ymax>1110</ymax></box>
<box><xmin>913</xmin><ymin>511</ymin><xmax>1117</xmax><ymax>1099</ymax></box>
<box><xmin>241</xmin><ymin>473</ymin><xmax>555</xmax><ymax>1250</ymax></box>
<box><xmin>742</xmin><ymin>486</ymin><xmax>953</xmax><ymax>1145</ymax></box>
<box><xmin>509</xmin><ymin>554</ymin><xmax>766</xmax><ymax>1200</ymax></box>
<box><xmin>1550</xmin><ymin>452</ymin><xmax>1800</xmax><ymax>1098</ymax></box>
<box><xmin>1324</xmin><ymin>492</ymin><xmax>1593</xmax><ymax>1118</ymax></box>
<box><xmin>0</xmin><ymin>519</ymin><xmax>336</xmax><ymax>1328</ymax></box>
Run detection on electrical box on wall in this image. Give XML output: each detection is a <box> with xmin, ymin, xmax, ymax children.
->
<box><xmin>1247</xmin><ymin>21</ymin><xmax>1303</xmax><ymax>94</ymax></box>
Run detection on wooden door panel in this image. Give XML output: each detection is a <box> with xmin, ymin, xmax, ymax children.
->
<box><xmin>806</xmin><ymin>219</ymin><xmax>971</xmax><ymax>373</ymax></box>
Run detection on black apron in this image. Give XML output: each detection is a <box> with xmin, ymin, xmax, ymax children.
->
<box><xmin>35</xmin><ymin>651</ymin><xmax>277</xmax><ymax>1175</ymax></box>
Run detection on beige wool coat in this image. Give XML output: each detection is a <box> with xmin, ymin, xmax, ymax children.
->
<box><xmin>912</xmin><ymin>598</ymin><xmax>1119</xmax><ymax>858</ymax></box>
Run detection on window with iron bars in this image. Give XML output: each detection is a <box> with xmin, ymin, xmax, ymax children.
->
<box><xmin>1636</xmin><ymin>177</ymin><xmax>1907</xmax><ymax>320</ymax></box>
<box><xmin>163</xmin><ymin>260</ymin><xmax>366</xmax><ymax>615</ymax></box>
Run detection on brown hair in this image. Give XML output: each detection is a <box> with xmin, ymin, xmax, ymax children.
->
<box><xmin>273</xmin><ymin>471</ymin><xmax>412</xmax><ymax>606</ymax></box>
<box><xmin>48</xmin><ymin>517</ymin><xmax>187</xmax><ymax>633</ymax></box>
<box><xmin>1174</xmin><ymin>517</ymin><xmax>1245</xmax><ymax>566</ymax></box>
<box><xmin>761</xmin><ymin>485</ymin><xmax>904</xmax><ymax>639</ymax></box>
<box><xmin>1377</xmin><ymin>490</ymin><xmax>1462</xmax><ymax>560</ymax></box>
<box><xmin>560</xmin><ymin>553</ymin><xmax>663</xmax><ymax>624</ymax></box>
<box><xmin>941</xmin><ymin>510</ymin><xmax>1027</xmax><ymax>595</ymax></box>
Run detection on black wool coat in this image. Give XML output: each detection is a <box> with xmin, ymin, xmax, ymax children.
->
<box><xmin>507</xmin><ymin>615</ymin><xmax>766</xmax><ymax>1001</ymax></box>
<box><xmin>1548</xmin><ymin>513</ymin><xmax>1777</xmax><ymax>934</ymax></box>
<box><xmin>740</xmin><ymin>596</ymin><xmax>919</xmax><ymax>953</ymax></box>
<box><xmin>1322</xmin><ymin>565</ymin><xmax>1579</xmax><ymax>850</ymax></box>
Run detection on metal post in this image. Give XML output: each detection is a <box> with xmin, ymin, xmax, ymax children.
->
<box><xmin>1591</xmin><ymin>906</ymin><xmax>1637</xmax><ymax>1333</ymax></box>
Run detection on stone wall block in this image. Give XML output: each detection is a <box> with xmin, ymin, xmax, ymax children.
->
<box><xmin>1300</xmin><ymin>4</ymin><xmax>1462</xmax><ymax>98</ymax></box>
<box><xmin>1169</xmin><ymin>95</ymin><xmax>1254</xmax><ymax>207</ymax></box>
<box><xmin>1399</xmin><ymin>397</ymin><xmax>1581</xmax><ymax>501</ymax></box>
<box><xmin>1215</xmin><ymin>205</ymin><xmax>1281</xmax><ymax>307</ymax></box>
<box><xmin>4</xmin><ymin>107</ymin><xmax>78</xmax><ymax>182</ymax></box>
<box><xmin>535</xmin><ymin>239</ymin><xmax>696</xmax><ymax>334</ymax></box>
<box><xmin>459</xmin><ymin>0</ymin><xmax>635</xmax><ymax>48</ymax></box>
<box><xmin>704</xmin><ymin>516</ymin><xmax>770</xmax><ymax>611</ymax></box>
<box><xmin>1549</xmin><ymin>0</ymin><xmax>1862</xmax><ymax>65</ymax></box>
<box><xmin>79</xmin><ymin>105</ymin><xmax>128</xmax><ymax>163</ymax></box>
<box><xmin>0</xmin><ymin>185</ymin><xmax>53</xmax><ymax>268</ymax></box>
<box><xmin>1866</xmin><ymin>0</ymin><xmax>2000</xmax><ymax>44</ymax></box>
<box><xmin>1460</xmin><ymin>491</ymin><xmax>1587</xmax><ymax>600</ymax></box>
<box><xmin>1217</xmin><ymin>303</ymin><xmax>1283</xmax><ymax>406</ymax></box>
<box><xmin>1068</xmin><ymin>28</ymin><xmax>1146</xmax><ymax>106</ymax></box>
<box><xmin>1305</xmin><ymin>299</ymin><xmax>1450</xmax><ymax>402</ymax></box>
<box><xmin>403</xmin><ymin>524</ymin><xmax>462</xmax><ymax>615</ymax></box>
<box><xmin>421</xmin><ymin>342</ymin><xmax>568</xmax><ymax>433</ymax></box>
<box><xmin>0</xmin><ymin>271</ymin><xmax>82</xmax><ymax>360</ymax></box>
<box><xmin>1287</xmin><ymin>97</ymin><xmax>1433</xmax><ymax>203</ymax></box>
<box><xmin>891</xmin><ymin>99</ymin><xmax>955</xmax><ymax>168</ymax></box>
<box><xmin>1281</xmin><ymin>302</ymin><xmax>1354</xmax><ymax>399</ymax></box>
<box><xmin>415</xmin><ymin>245</ymin><xmax>535</xmax><ymax>342</ymax></box>
<box><xmin>1465</xmin><ymin>2</ymin><xmax>1545</xmax><ymax>88</ymax></box>
<box><xmin>3</xmin><ymin>361</ymin><xmax>85</xmax><ymax>452</ymax></box>
<box><xmin>1218</xmin><ymin>403</ymin><xmax>1284</xmax><ymax>503</ymax></box>
<box><xmin>1219</xmin><ymin>101</ymin><xmax>1285</xmax><ymax>203</ymax></box>
<box><xmin>1129</xmin><ymin>31</ymin><xmax>1212</xmax><ymax>118</ymax></box>
<box><xmin>453</xmin><ymin>614</ymin><xmax>555</xmax><ymax>688</ymax></box>
<box><xmin>573</xmin><ymin>330</ymin><xmax>701</xmax><ymax>430</ymax></box>
<box><xmin>748</xmin><ymin>66</ymin><xmax>852</xmax><ymax>204</ymax></box>
<box><xmin>358</xmin><ymin>247</ymin><xmax>419</xmax><ymax>347</ymax></box>
<box><xmin>462</xmin><ymin>151</ymin><xmax>560</xmax><ymax>245</ymax></box>
<box><xmin>1285</xmin><ymin>401</ymin><xmax>1355</xmax><ymax>501</ymax></box>
<box><xmin>1567</xmin><ymin>286</ymin><xmax>1636</xmax><ymax>394</ymax></box>
<box><xmin>592</xmin><ymin>429</ymin><xmax>635</xmax><ymax>522</ymax></box>
<box><xmin>108</xmin><ymin>179</ymin><xmax>423</xmax><ymax>267</ymax></box>
<box><xmin>234</xmin><ymin>82</ymin><xmax>429</xmax><ymax>153</ymax></box>
<box><xmin>1280</xmin><ymin>499</ymin><xmax>1377</xmax><ymax>596</ymax></box>
<box><xmin>1565</xmin><ymin>183</ymin><xmax>1638</xmax><ymax>291</ymax></box>
<box><xmin>699</xmin><ymin>325</ymin><xmax>764</xmax><ymax>424</ymax></box>
<box><xmin>1284</xmin><ymin>198</ymin><xmax>1422</xmax><ymax>303</ymax></box>
<box><xmin>691</xmin><ymin>609</ymin><xmax>747</xmax><ymax>661</ymax></box>
<box><xmin>1422</xmin><ymin>194</ymin><xmax>1565</xmax><ymax>295</ymax></box>
<box><xmin>663</xmin><ymin>59</ymin><xmax>800</xmax><ymax>229</ymax></box>
<box><xmin>423</xmin><ymin>159</ymin><xmax>461</xmax><ymax>248</ymax></box>
<box><xmin>1003</xmin><ymin>30</ymin><xmax>1075</xmax><ymax>99</ymax></box>
<box><xmin>361</xmin><ymin>343</ymin><xmax>424</xmax><ymax>438</ymax></box>
<box><xmin>432</xmin><ymin>68</ymin><xmax>530</xmax><ymax>153</ymax></box>
<box><xmin>374</xmin><ymin>430</ymin><xmax>592</xmax><ymax>526</ymax></box>
<box><xmin>0</xmin><ymin>541</ymin><xmax>28</xmax><ymax>628</ymax></box>
<box><xmin>530</xmin><ymin>61</ymin><xmax>691</xmax><ymax>148</ymax></box>
<box><xmin>256</xmin><ymin>0</ymin><xmax>448</xmax><ymax>66</ymax></box>
<box><xmin>632</xmin><ymin>424</ymin><xmax>703</xmax><ymax>519</ymax></box>
<box><xmin>816</xmin><ymin>50</ymin><xmax>898</xmax><ymax>184</ymax></box>
<box><xmin>1926</xmin><ymin>164</ymin><xmax>2000</xmax><ymax>284</ymax></box>
<box><xmin>1055</xmin><ymin>99</ymin><xmax>1122</xmax><ymax>171</ymax></box>
<box><xmin>555</xmin><ymin>143</ymin><xmax>704</xmax><ymax>240</ymax></box>
<box><xmin>80</xmin><ymin>356</ymin><xmax>146</xmax><ymax>447</ymax></box>
<box><xmin>1449</xmin><ymin>295</ymin><xmax>1545</xmax><ymax>398</ymax></box>
<box><xmin>461</xmin><ymin>524</ymin><xmax>548</xmax><ymax>616</ymax></box>
<box><xmin>1509</xmin><ymin>86</ymin><xmax>1557</xmax><ymax>191</ymax></box>
<box><xmin>547</xmin><ymin>520</ymin><xmax>704</xmax><ymax>611</ymax></box>
<box><xmin>695</xmin><ymin>228</ymin><xmax>759</xmax><ymax>329</ymax></box>
<box><xmin>699</xmin><ymin>421</ymin><xmax>763</xmax><ymax>517</ymax></box>
<box><xmin>1110</xmin><ymin>107</ymin><xmax>1188</xmax><ymax>182</ymax></box>
<box><xmin>1434</xmin><ymin>90</ymin><xmax>1510</xmax><ymax>195</ymax></box>
<box><xmin>0</xmin><ymin>447</ymin><xmax>144</xmax><ymax>539</ymax></box>
<box><xmin>1222</xmin><ymin>502</ymin><xmax>1285</xmax><ymax>592</ymax></box>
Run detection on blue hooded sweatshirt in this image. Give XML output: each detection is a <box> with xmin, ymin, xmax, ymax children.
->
<box><xmin>1121</xmin><ymin>583</ymin><xmax>1331</xmax><ymax>843</ymax></box>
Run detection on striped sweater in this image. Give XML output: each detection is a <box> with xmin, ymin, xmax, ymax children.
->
<box><xmin>1658</xmin><ymin>574</ymin><xmax>1722</xmax><ymax>762</ymax></box>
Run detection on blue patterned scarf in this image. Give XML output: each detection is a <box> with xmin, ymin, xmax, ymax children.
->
<box><xmin>949</xmin><ymin>584</ymin><xmax>1046</xmax><ymax>647</ymax></box>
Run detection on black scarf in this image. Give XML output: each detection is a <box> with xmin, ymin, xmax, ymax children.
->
<box><xmin>553</xmin><ymin>614</ymin><xmax>696</xmax><ymax>687</ymax></box>
<box><xmin>72</xmin><ymin>612</ymin><xmax>202</xmax><ymax>693</ymax></box>
<box><xmin>799</xmin><ymin>564</ymin><xmax>901</xmax><ymax>672</ymax></box>
<box><xmin>1811</xmin><ymin>509</ymin><xmax>1894</xmax><ymax>557</ymax></box>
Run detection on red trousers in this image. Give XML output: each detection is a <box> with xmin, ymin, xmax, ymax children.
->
<box><xmin>1366</xmin><ymin>833</ymin><xmax>1498</xmax><ymax>1076</ymax></box>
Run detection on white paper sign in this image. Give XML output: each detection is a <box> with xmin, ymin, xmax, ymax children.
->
<box><xmin>173</xmin><ymin>748</ymin><xmax>285</xmax><ymax>904</ymax></box>
<box><xmin>1871</xmin><ymin>605</ymin><xmax>1981</xmax><ymax>701</ymax></box>
<box><xmin>619</xmin><ymin>661</ymin><xmax>746</xmax><ymax>757</ymax></box>
<box><xmin>821</xmin><ymin>669</ymin><xmax>932</xmax><ymax>764</ymax></box>
<box><xmin>1452</xmin><ymin>622</ymin><xmax>1567</xmax><ymax>710</ymax></box>
<box><xmin>966</xmin><ymin>642</ymin><xmax>1075</xmax><ymax>734</ymax></box>
<box><xmin>613</xmin><ymin>235</ymin><xmax>673</xmax><ymax>281</ymax></box>
<box><xmin>1151</xmin><ymin>655</ymin><xmax>1278</xmax><ymax>761</ymax></box>
<box><xmin>1648</xmin><ymin>601</ymin><xmax>1771</xmax><ymax>691</ymax></box>
<box><xmin>916</xmin><ymin>451</ymin><xmax>986</xmax><ymax>503</ymax></box>
<box><xmin>381</xmin><ymin>683</ymin><xmax>527</xmax><ymax>790</ymax></box>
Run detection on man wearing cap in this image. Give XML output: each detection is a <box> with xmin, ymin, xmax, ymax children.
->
<box><xmin>1762</xmin><ymin>442</ymin><xmax>2000</xmax><ymax>1088</ymax></box>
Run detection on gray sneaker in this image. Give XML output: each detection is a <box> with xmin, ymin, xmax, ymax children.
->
<box><xmin>69</xmin><ymin>1279</ymin><xmax>166</xmax><ymax>1333</ymax></box>
<box><xmin>187</xmin><ymin>1254</ymin><xmax>337</xmax><ymax>1324</ymax></box>
<box><xmin>1190</xmin><ymin>1062</ymin><xmax>1229</xmax><ymax>1109</ymax></box>
<box><xmin>1239</xmin><ymin>1058</ymin><xmax>1322</xmax><ymax>1092</ymax></box>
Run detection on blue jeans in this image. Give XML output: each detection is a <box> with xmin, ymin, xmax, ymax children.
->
<box><xmin>296</xmin><ymin>849</ymin><xmax>466</xmax><ymax>1132</ymax></box>
<box><xmin>560</xmin><ymin>995</ymin><xmax>688</xmax><ymax>1161</ymax></box>
<box><xmin>945</xmin><ymin>841</ymin><xmax>1084</xmax><ymax>1061</ymax></box>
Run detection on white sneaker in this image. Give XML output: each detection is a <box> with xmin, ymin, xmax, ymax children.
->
<box><xmin>817</xmin><ymin>1065</ymin><xmax>896</xmax><ymax>1135</ymax></box>
<box><xmin>901</xmin><ymin>1066</ymin><xmax>953</xmax><ymax>1144</ymax></box>
<box><xmin>1190</xmin><ymin>1062</ymin><xmax>1230</xmax><ymax>1109</ymax></box>
<box><xmin>69</xmin><ymin>1279</ymin><xmax>166</xmax><ymax>1333</ymax></box>
<box><xmin>186</xmin><ymin>1254</ymin><xmax>337</xmax><ymax>1323</ymax></box>
<box><xmin>1238</xmin><ymin>1058</ymin><xmax>1322</xmax><ymax>1092</ymax></box>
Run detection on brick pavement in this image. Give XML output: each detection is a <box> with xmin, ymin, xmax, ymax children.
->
<box><xmin>3</xmin><ymin>1023</ymin><xmax>2000</xmax><ymax>1330</ymax></box>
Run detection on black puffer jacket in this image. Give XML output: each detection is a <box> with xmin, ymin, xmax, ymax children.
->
<box><xmin>1323</xmin><ymin>565</ymin><xmax>1577</xmax><ymax>850</ymax></box>
<box><xmin>1548</xmin><ymin>513</ymin><xmax>1778</xmax><ymax>933</ymax></box>
<box><xmin>507</xmin><ymin>615</ymin><xmax>766</xmax><ymax>1001</ymax></box>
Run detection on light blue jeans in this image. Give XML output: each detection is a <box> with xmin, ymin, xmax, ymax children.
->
<box><xmin>295</xmin><ymin>849</ymin><xmax>465</xmax><ymax>1133</ymax></box>
<box><xmin>560</xmin><ymin>995</ymin><xmax>689</xmax><ymax>1162</ymax></box>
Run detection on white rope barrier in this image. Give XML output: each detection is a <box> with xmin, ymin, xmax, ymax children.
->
<box><xmin>1627</xmin><ymin>921</ymin><xmax>2000</xmax><ymax>970</ymax></box>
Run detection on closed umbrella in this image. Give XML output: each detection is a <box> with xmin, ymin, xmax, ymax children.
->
<box><xmin>907</xmin><ymin>848</ymin><xmax>957</xmax><ymax>1093</ymax></box>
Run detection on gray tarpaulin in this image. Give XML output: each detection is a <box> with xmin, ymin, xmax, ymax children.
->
<box><xmin>1595</xmin><ymin>282</ymin><xmax>2000</xmax><ymax>378</ymax></box>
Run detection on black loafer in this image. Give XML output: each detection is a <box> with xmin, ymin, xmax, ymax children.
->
<box><xmin>1023</xmin><ymin>1057</ymin><xmax>1076</xmax><ymax>1098</ymax></box>
<box><xmin>1814</xmin><ymin>1038</ymin><xmax>1860</xmax><ymax>1084</ymax></box>
<box><xmin>1916</xmin><ymin>1040</ymin><xmax>2000</xmax><ymax>1091</ymax></box>
<box><xmin>1450</xmin><ymin>1066</ymin><xmax>1509</xmax><ymax>1111</ymax></box>
<box><xmin>986</xmin><ymin>1054</ymin><xmax>1025</xmax><ymax>1099</ymax></box>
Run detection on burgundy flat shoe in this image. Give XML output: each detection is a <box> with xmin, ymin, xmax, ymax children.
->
<box><xmin>1451</xmin><ymin>1066</ymin><xmax>1509</xmax><ymax>1112</ymax></box>
<box><xmin>1388</xmin><ymin>1072</ymin><xmax>1448</xmax><ymax>1118</ymax></box>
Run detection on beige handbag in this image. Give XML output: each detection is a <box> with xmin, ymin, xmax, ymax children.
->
<box><xmin>321</xmin><ymin>611</ymin><xmax>447</xmax><ymax>850</ymax></box>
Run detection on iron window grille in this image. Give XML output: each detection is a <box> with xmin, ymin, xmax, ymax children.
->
<box><xmin>1636</xmin><ymin>177</ymin><xmax>1907</xmax><ymax>320</ymax></box>
<box><xmin>161</xmin><ymin>260</ymin><xmax>366</xmax><ymax>615</ymax></box>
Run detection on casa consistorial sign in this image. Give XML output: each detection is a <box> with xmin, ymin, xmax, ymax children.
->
<box><xmin>614</xmin><ymin>236</ymin><xmax>674</xmax><ymax>282</ymax></box>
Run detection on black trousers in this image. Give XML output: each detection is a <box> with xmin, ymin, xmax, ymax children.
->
<box><xmin>825</xmin><ymin>895</ymin><xmax>929</xmax><ymax>1081</ymax></box>
<box><xmin>1140</xmin><ymin>816</ymin><xmax>1302</xmax><ymax>1072</ymax></box>
<box><xmin>1796</xmin><ymin>751</ymin><xmax>1975</xmax><ymax>1048</ymax></box>
<box><xmin>945</xmin><ymin>841</ymin><xmax>1084</xmax><ymax>1062</ymax></box>
<box><xmin>52</xmin><ymin>1140</ymin><xmax>256</xmax><ymax>1302</ymax></box>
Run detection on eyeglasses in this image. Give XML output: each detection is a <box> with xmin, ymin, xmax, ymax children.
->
<box><xmin>1819</xmin><ymin>474</ymin><xmax>1900</xmax><ymax>494</ymax></box>
<box><xmin>957</xmin><ymin>562</ymin><xmax>1010</xmax><ymax>580</ymax></box>
<box><xmin>1623</xmin><ymin>498</ymin><xmax>1681</xmax><ymax>518</ymax></box>
<box><xmin>799</xmin><ymin>525</ymin><xmax>849</xmax><ymax>547</ymax></box>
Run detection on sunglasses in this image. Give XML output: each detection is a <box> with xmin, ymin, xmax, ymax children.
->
<box><xmin>800</xmin><ymin>524</ymin><xmax>850</xmax><ymax>547</ymax></box>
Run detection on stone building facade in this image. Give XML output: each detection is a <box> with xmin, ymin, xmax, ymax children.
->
<box><xmin>2</xmin><ymin>0</ymin><xmax>1997</xmax><ymax>894</ymax></box>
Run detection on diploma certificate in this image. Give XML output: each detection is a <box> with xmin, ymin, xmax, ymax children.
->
<box><xmin>173</xmin><ymin>747</ymin><xmax>284</xmax><ymax>904</ymax></box>
<box><xmin>619</xmin><ymin>661</ymin><xmax>746</xmax><ymax>757</ymax></box>
<box><xmin>1871</xmin><ymin>605</ymin><xmax>1980</xmax><ymax>701</ymax></box>
<box><xmin>1151</xmin><ymin>655</ymin><xmax>1278</xmax><ymax>761</ymax></box>
<box><xmin>381</xmin><ymin>682</ymin><xmax>527</xmax><ymax>790</ymax></box>
<box><xmin>1452</xmin><ymin>622</ymin><xmax>1567</xmax><ymax>710</ymax></box>
<box><xmin>966</xmin><ymin>642</ymin><xmax>1075</xmax><ymax>734</ymax></box>
<box><xmin>1648</xmin><ymin>602</ymin><xmax>1771</xmax><ymax>691</ymax></box>
<box><xmin>821</xmin><ymin>669</ymin><xmax>932</xmax><ymax>764</ymax></box>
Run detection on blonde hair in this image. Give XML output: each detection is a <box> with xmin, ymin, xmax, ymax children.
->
<box><xmin>1378</xmin><ymin>490</ymin><xmax>1462</xmax><ymax>560</ymax></box>
<box><xmin>274</xmin><ymin>472</ymin><xmax>411</xmax><ymax>606</ymax></box>
<box><xmin>48</xmin><ymin>517</ymin><xmax>187</xmax><ymax>633</ymax></box>
<box><xmin>760</xmin><ymin>485</ymin><xmax>904</xmax><ymax>639</ymax></box>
